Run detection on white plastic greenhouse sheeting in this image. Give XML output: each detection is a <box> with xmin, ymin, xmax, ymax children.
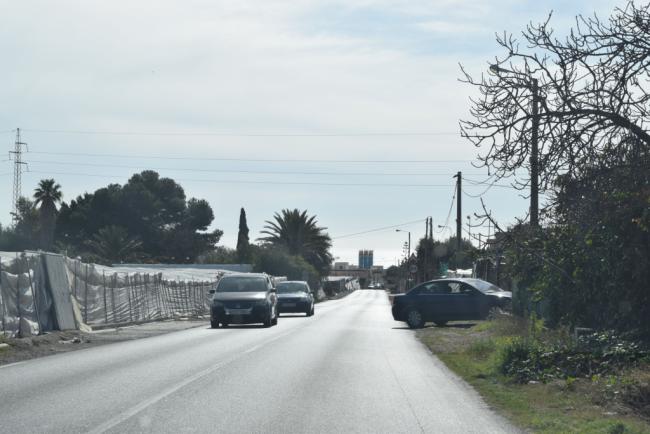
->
<box><xmin>108</xmin><ymin>265</ymin><xmax>229</xmax><ymax>282</ymax></box>
<box><xmin>0</xmin><ymin>269</ymin><xmax>40</xmax><ymax>337</ymax></box>
<box><xmin>65</xmin><ymin>258</ymin><xmax>221</xmax><ymax>327</ymax></box>
<box><xmin>0</xmin><ymin>252</ymin><xmax>225</xmax><ymax>338</ymax></box>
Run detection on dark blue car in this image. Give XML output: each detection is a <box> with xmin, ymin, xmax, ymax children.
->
<box><xmin>391</xmin><ymin>278</ymin><xmax>511</xmax><ymax>329</ymax></box>
<box><xmin>276</xmin><ymin>281</ymin><xmax>315</xmax><ymax>316</ymax></box>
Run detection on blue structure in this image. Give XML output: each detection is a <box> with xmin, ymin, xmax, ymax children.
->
<box><xmin>358</xmin><ymin>250</ymin><xmax>373</xmax><ymax>269</ymax></box>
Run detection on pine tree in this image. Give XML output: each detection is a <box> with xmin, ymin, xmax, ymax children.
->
<box><xmin>236</xmin><ymin>208</ymin><xmax>250</xmax><ymax>263</ymax></box>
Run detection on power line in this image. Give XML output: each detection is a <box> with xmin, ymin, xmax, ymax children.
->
<box><xmin>26</xmin><ymin>170</ymin><xmax>460</xmax><ymax>188</ymax></box>
<box><xmin>435</xmin><ymin>186</ymin><xmax>457</xmax><ymax>233</ymax></box>
<box><xmin>25</xmin><ymin>159</ymin><xmax>486</xmax><ymax>177</ymax></box>
<box><xmin>332</xmin><ymin>219</ymin><xmax>426</xmax><ymax>239</ymax></box>
<box><xmin>27</xmin><ymin>151</ymin><xmax>473</xmax><ymax>164</ymax></box>
<box><xmin>22</xmin><ymin>128</ymin><xmax>460</xmax><ymax>137</ymax></box>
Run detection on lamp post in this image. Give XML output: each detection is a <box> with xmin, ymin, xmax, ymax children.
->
<box><xmin>395</xmin><ymin>229</ymin><xmax>410</xmax><ymax>259</ymax></box>
<box><xmin>437</xmin><ymin>225</ymin><xmax>452</xmax><ymax>238</ymax></box>
<box><xmin>489</xmin><ymin>64</ymin><xmax>540</xmax><ymax>227</ymax></box>
<box><xmin>396</xmin><ymin>229</ymin><xmax>411</xmax><ymax>291</ymax></box>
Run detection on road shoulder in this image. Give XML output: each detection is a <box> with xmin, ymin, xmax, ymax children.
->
<box><xmin>416</xmin><ymin>317</ymin><xmax>650</xmax><ymax>434</ymax></box>
<box><xmin>0</xmin><ymin>319</ymin><xmax>206</xmax><ymax>366</ymax></box>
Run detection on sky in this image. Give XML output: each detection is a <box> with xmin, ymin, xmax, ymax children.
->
<box><xmin>0</xmin><ymin>0</ymin><xmax>621</xmax><ymax>266</ymax></box>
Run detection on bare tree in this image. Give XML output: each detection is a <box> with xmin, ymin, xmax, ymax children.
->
<box><xmin>460</xmin><ymin>1</ymin><xmax>650</xmax><ymax>192</ymax></box>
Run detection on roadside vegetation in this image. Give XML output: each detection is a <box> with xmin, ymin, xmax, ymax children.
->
<box><xmin>410</xmin><ymin>3</ymin><xmax>650</xmax><ymax>433</ymax></box>
<box><xmin>0</xmin><ymin>171</ymin><xmax>333</xmax><ymax>289</ymax></box>
<box><xmin>419</xmin><ymin>315</ymin><xmax>650</xmax><ymax>433</ymax></box>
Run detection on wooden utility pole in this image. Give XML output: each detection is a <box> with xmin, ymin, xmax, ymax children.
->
<box><xmin>530</xmin><ymin>78</ymin><xmax>540</xmax><ymax>227</ymax></box>
<box><xmin>454</xmin><ymin>172</ymin><xmax>462</xmax><ymax>250</ymax></box>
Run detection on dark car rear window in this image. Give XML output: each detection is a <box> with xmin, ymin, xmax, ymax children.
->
<box><xmin>276</xmin><ymin>282</ymin><xmax>309</xmax><ymax>293</ymax></box>
<box><xmin>217</xmin><ymin>276</ymin><xmax>268</xmax><ymax>292</ymax></box>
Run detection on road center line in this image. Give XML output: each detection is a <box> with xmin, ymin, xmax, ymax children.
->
<box><xmin>86</xmin><ymin>327</ymin><xmax>294</xmax><ymax>434</ymax></box>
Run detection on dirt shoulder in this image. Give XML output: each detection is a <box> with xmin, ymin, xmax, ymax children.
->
<box><xmin>417</xmin><ymin>316</ymin><xmax>650</xmax><ymax>434</ymax></box>
<box><xmin>0</xmin><ymin>319</ymin><xmax>206</xmax><ymax>366</ymax></box>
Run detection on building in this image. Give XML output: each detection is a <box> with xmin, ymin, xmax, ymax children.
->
<box><xmin>358</xmin><ymin>250</ymin><xmax>374</xmax><ymax>269</ymax></box>
<box><xmin>329</xmin><ymin>261</ymin><xmax>384</xmax><ymax>288</ymax></box>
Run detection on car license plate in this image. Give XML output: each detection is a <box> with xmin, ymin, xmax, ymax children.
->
<box><xmin>226</xmin><ymin>308</ymin><xmax>250</xmax><ymax>315</ymax></box>
<box><xmin>283</xmin><ymin>303</ymin><xmax>296</xmax><ymax>307</ymax></box>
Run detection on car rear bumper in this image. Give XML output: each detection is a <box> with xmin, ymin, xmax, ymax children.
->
<box><xmin>211</xmin><ymin>305</ymin><xmax>269</xmax><ymax>324</ymax></box>
<box><xmin>277</xmin><ymin>300</ymin><xmax>311</xmax><ymax>313</ymax></box>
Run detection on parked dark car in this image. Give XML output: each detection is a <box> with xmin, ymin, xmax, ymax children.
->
<box><xmin>391</xmin><ymin>278</ymin><xmax>511</xmax><ymax>329</ymax></box>
<box><xmin>276</xmin><ymin>281</ymin><xmax>314</xmax><ymax>316</ymax></box>
<box><xmin>209</xmin><ymin>273</ymin><xmax>278</xmax><ymax>328</ymax></box>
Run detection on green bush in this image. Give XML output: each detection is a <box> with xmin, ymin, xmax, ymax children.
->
<box><xmin>499</xmin><ymin>332</ymin><xmax>650</xmax><ymax>384</ymax></box>
<box><xmin>252</xmin><ymin>245</ymin><xmax>320</xmax><ymax>289</ymax></box>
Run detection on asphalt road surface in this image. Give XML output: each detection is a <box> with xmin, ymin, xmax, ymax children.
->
<box><xmin>0</xmin><ymin>290</ymin><xmax>517</xmax><ymax>433</ymax></box>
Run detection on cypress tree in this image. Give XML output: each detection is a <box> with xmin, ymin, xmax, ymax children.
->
<box><xmin>236</xmin><ymin>208</ymin><xmax>250</xmax><ymax>262</ymax></box>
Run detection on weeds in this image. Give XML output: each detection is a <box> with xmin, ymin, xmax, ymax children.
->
<box><xmin>499</xmin><ymin>331</ymin><xmax>650</xmax><ymax>384</ymax></box>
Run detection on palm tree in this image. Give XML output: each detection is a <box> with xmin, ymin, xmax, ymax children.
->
<box><xmin>86</xmin><ymin>225</ymin><xmax>143</xmax><ymax>264</ymax></box>
<box><xmin>33</xmin><ymin>179</ymin><xmax>63</xmax><ymax>250</ymax></box>
<box><xmin>259</xmin><ymin>209</ymin><xmax>333</xmax><ymax>275</ymax></box>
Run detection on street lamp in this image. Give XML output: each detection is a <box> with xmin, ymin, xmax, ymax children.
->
<box><xmin>395</xmin><ymin>229</ymin><xmax>410</xmax><ymax>259</ymax></box>
<box><xmin>437</xmin><ymin>225</ymin><xmax>452</xmax><ymax>237</ymax></box>
<box><xmin>490</xmin><ymin>63</ymin><xmax>540</xmax><ymax>227</ymax></box>
<box><xmin>396</xmin><ymin>229</ymin><xmax>412</xmax><ymax>291</ymax></box>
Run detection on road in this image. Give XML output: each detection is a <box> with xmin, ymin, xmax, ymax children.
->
<box><xmin>0</xmin><ymin>290</ymin><xmax>517</xmax><ymax>433</ymax></box>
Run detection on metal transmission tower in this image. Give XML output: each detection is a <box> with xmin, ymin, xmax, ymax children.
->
<box><xmin>10</xmin><ymin>128</ymin><xmax>28</xmax><ymax>222</ymax></box>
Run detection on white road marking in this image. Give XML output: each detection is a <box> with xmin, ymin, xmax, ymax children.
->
<box><xmin>0</xmin><ymin>360</ymin><xmax>26</xmax><ymax>370</ymax></box>
<box><xmin>87</xmin><ymin>329</ymin><xmax>294</xmax><ymax>434</ymax></box>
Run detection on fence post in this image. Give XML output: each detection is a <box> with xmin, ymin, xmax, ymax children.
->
<box><xmin>83</xmin><ymin>264</ymin><xmax>89</xmax><ymax>323</ymax></box>
<box><xmin>142</xmin><ymin>274</ymin><xmax>150</xmax><ymax>320</ymax></box>
<box><xmin>153</xmin><ymin>275</ymin><xmax>161</xmax><ymax>319</ymax></box>
<box><xmin>111</xmin><ymin>273</ymin><xmax>117</xmax><ymax>324</ymax></box>
<box><xmin>184</xmin><ymin>281</ymin><xmax>190</xmax><ymax>316</ymax></box>
<box><xmin>126</xmin><ymin>274</ymin><xmax>133</xmax><ymax>322</ymax></box>
<box><xmin>73</xmin><ymin>260</ymin><xmax>78</xmax><ymax>298</ymax></box>
<box><xmin>102</xmin><ymin>271</ymin><xmax>108</xmax><ymax>324</ymax></box>
<box><xmin>162</xmin><ymin>276</ymin><xmax>170</xmax><ymax>319</ymax></box>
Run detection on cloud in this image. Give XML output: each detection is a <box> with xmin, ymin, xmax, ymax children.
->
<box><xmin>0</xmin><ymin>0</ymin><xmax>622</xmax><ymax>265</ymax></box>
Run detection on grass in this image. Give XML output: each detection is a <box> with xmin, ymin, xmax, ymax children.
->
<box><xmin>0</xmin><ymin>335</ymin><xmax>10</xmax><ymax>353</ymax></box>
<box><xmin>417</xmin><ymin>317</ymin><xmax>650</xmax><ymax>434</ymax></box>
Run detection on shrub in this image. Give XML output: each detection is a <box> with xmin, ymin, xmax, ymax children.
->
<box><xmin>499</xmin><ymin>332</ymin><xmax>650</xmax><ymax>383</ymax></box>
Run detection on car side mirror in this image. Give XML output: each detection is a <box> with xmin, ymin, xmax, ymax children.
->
<box><xmin>270</xmin><ymin>287</ymin><xmax>277</xmax><ymax>293</ymax></box>
<box><xmin>208</xmin><ymin>289</ymin><xmax>216</xmax><ymax>294</ymax></box>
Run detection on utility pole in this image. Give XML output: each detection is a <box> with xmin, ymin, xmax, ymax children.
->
<box><xmin>10</xmin><ymin>128</ymin><xmax>28</xmax><ymax>223</ymax></box>
<box><xmin>530</xmin><ymin>78</ymin><xmax>540</xmax><ymax>227</ymax></box>
<box><xmin>454</xmin><ymin>171</ymin><xmax>462</xmax><ymax>250</ymax></box>
<box><xmin>490</xmin><ymin>65</ymin><xmax>539</xmax><ymax>227</ymax></box>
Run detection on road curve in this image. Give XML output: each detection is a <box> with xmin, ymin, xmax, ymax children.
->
<box><xmin>0</xmin><ymin>290</ymin><xmax>517</xmax><ymax>433</ymax></box>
